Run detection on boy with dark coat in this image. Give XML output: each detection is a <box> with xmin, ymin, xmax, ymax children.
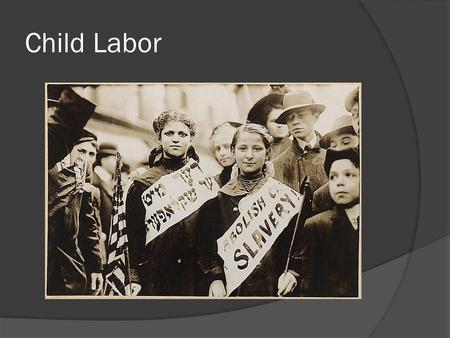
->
<box><xmin>280</xmin><ymin>148</ymin><xmax>360</xmax><ymax>297</ymax></box>
<box><xmin>273</xmin><ymin>90</ymin><xmax>328</xmax><ymax>195</ymax></box>
<box><xmin>47</xmin><ymin>130</ymin><xmax>103</xmax><ymax>295</ymax></box>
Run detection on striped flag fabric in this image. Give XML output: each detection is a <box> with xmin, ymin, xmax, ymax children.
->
<box><xmin>104</xmin><ymin>152</ymin><xmax>131</xmax><ymax>296</ymax></box>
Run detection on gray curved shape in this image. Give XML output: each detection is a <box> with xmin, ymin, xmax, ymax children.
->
<box><xmin>358</xmin><ymin>0</ymin><xmax>422</xmax><ymax>335</ymax></box>
<box><xmin>0</xmin><ymin>0</ymin><xmax>425</xmax><ymax>327</ymax></box>
<box><xmin>359</xmin><ymin>1</ymin><xmax>448</xmax><ymax>336</ymax></box>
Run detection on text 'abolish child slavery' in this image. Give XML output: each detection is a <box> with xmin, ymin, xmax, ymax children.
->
<box><xmin>25</xmin><ymin>33</ymin><xmax>162</xmax><ymax>54</ymax></box>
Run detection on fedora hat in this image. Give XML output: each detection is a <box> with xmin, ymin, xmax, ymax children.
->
<box><xmin>275</xmin><ymin>90</ymin><xmax>326</xmax><ymax>124</ymax></box>
<box><xmin>319</xmin><ymin>115</ymin><xmax>356</xmax><ymax>149</ymax></box>
<box><xmin>345</xmin><ymin>86</ymin><xmax>359</xmax><ymax>112</ymax></box>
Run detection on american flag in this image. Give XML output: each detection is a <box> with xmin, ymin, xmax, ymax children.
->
<box><xmin>104</xmin><ymin>152</ymin><xmax>131</xmax><ymax>296</ymax></box>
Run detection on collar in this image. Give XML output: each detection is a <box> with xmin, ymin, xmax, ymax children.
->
<box><xmin>220</xmin><ymin>175</ymin><xmax>269</xmax><ymax>197</ymax></box>
<box><xmin>330</xmin><ymin>205</ymin><xmax>359</xmax><ymax>230</ymax></box>
<box><xmin>330</xmin><ymin>205</ymin><xmax>348</xmax><ymax>220</ymax></box>
<box><xmin>220</xmin><ymin>165</ymin><xmax>233</xmax><ymax>182</ymax></box>
<box><xmin>296</xmin><ymin>133</ymin><xmax>318</xmax><ymax>151</ymax></box>
<box><xmin>292</xmin><ymin>131</ymin><xmax>322</xmax><ymax>155</ymax></box>
<box><xmin>133</xmin><ymin>158</ymin><xmax>193</xmax><ymax>187</ymax></box>
<box><xmin>161</xmin><ymin>156</ymin><xmax>188</xmax><ymax>173</ymax></box>
<box><xmin>345</xmin><ymin>203</ymin><xmax>360</xmax><ymax>230</ymax></box>
<box><xmin>133</xmin><ymin>163</ymin><xmax>167</xmax><ymax>187</ymax></box>
<box><xmin>149</xmin><ymin>146</ymin><xmax>188</xmax><ymax>172</ymax></box>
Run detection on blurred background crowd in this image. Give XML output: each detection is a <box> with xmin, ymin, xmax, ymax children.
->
<box><xmin>69</xmin><ymin>83</ymin><xmax>359</xmax><ymax>176</ymax></box>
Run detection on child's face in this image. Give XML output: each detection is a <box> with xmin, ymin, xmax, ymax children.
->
<box><xmin>329</xmin><ymin>132</ymin><xmax>359</xmax><ymax>150</ymax></box>
<box><xmin>286</xmin><ymin>109</ymin><xmax>319</xmax><ymax>141</ymax></box>
<box><xmin>211</xmin><ymin>126</ymin><xmax>236</xmax><ymax>167</ymax></box>
<box><xmin>266</xmin><ymin>108</ymin><xmax>289</xmax><ymax>139</ymax></box>
<box><xmin>160</xmin><ymin>121</ymin><xmax>192</xmax><ymax>158</ymax></box>
<box><xmin>329</xmin><ymin>159</ymin><xmax>360</xmax><ymax>206</ymax></box>
<box><xmin>233</xmin><ymin>131</ymin><xmax>267</xmax><ymax>175</ymax></box>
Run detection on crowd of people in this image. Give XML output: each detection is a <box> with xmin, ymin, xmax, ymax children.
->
<box><xmin>47</xmin><ymin>84</ymin><xmax>360</xmax><ymax>298</ymax></box>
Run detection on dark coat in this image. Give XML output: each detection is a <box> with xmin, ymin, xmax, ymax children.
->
<box><xmin>212</xmin><ymin>165</ymin><xmax>232</xmax><ymax>188</ymax></box>
<box><xmin>125</xmin><ymin>161</ymin><xmax>206</xmax><ymax>296</ymax></box>
<box><xmin>312</xmin><ymin>182</ymin><xmax>334</xmax><ymax>215</ymax></box>
<box><xmin>197</xmin><ymin>176</ymin><xmax>297</xmax><ymax>297</ymax></box>
<box><xmin>294</xmin><ymin>206</ymin><xmax>359</xmax><ymax>297</ymax></box>
<box><xmin>270</xmin><ymin>137</ymin><xmax>291</xmax><ymax>160</ymax></box>
<box><xmin>92</xmin><ymin>171</ymin><xmax>113</xmax><ymax>242</ymax></box>
<box><xmin>88</xmin><ymin>183</ymin><xmax>107</xmax><ymax>266</ymax></box>
<box><xmin>273</xmin><ymin>132</ymin><xmax>328</xmax><ymax>194</ymax></box>
<box><xmin>47</xmin><ymin>166</ymin><xmax>103</xmax><ymax>295</ymax></box>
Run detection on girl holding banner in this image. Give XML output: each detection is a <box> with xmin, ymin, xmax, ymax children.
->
<box><xmin>198</xmin><ymin>123</ymin><xmax>302</xmax><ymax>297</ymax></box>
<box><xmin>125</xmin><ymin>110</ymin><xmax>213</xmax><ymax>296</ymax></box>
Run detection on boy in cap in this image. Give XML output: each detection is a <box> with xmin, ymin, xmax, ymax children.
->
<box><xmin>312</xmin><ymin>115</ymin><xmax>359</xmax><ymax>214</ymax></box>
<box><xmin>47</xmin><ymin>130</ymin><xmax>103</xmax><ymax>295</ymax></box>
<box><xmin>278</xmin><ymin>147</ymin><xmax>360</xmax><ymax>297</ymax></box>
<box><xmin>273</xmin><ymin>90</ymin><xmax>328</xmax><ymax>194</ymax></box>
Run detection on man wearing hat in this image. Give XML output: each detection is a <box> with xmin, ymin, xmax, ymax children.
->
<box><xmin>92</xmin><ymin>142</ymin><xmax>118</xmax><ymax>245</ymax></box>
<box><xmin>47</xmin><ymin>130</ymin><xmax>103</xmax><ymax>295</ymax></box>
<box><xmin>47</xmin><ymin>85</ymin><xmax>97</xmax><ymax>169</ymax></box>
<box><xmin>312</xmin><ymin>115</ymin><xmax>359</xmax><ymax>214</ymax></box>
<box><xmin>345</xmin><ymin>86</ymin><xmax>360</xmax><ymax>136</ymax></box>
<box><xmin>272</xmin><ymin>90</ymin><xmax>329</xmax><ymax>195</ymax></box>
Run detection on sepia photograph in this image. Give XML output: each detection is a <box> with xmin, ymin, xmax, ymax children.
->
<box><xmin>45</xmin><ymin>82</ymin><xmax>361</xmax><ymax>299</ymax></box>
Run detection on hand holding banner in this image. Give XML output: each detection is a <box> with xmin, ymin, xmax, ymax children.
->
<box><xmin>217</xmin><ymin>178</ymin><xmax>301</xmax><ymax>296</ymax></box>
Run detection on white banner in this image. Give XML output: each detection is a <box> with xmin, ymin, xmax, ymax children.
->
<box><xmin>217</xmin><ymin>178</ymin><xmax>302</xmax><ymax>295</ymax></box>
<box><xmin>141</xmin><ymin>159</ymin><xmax>220</xmax><ymax>245</ymax></box>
